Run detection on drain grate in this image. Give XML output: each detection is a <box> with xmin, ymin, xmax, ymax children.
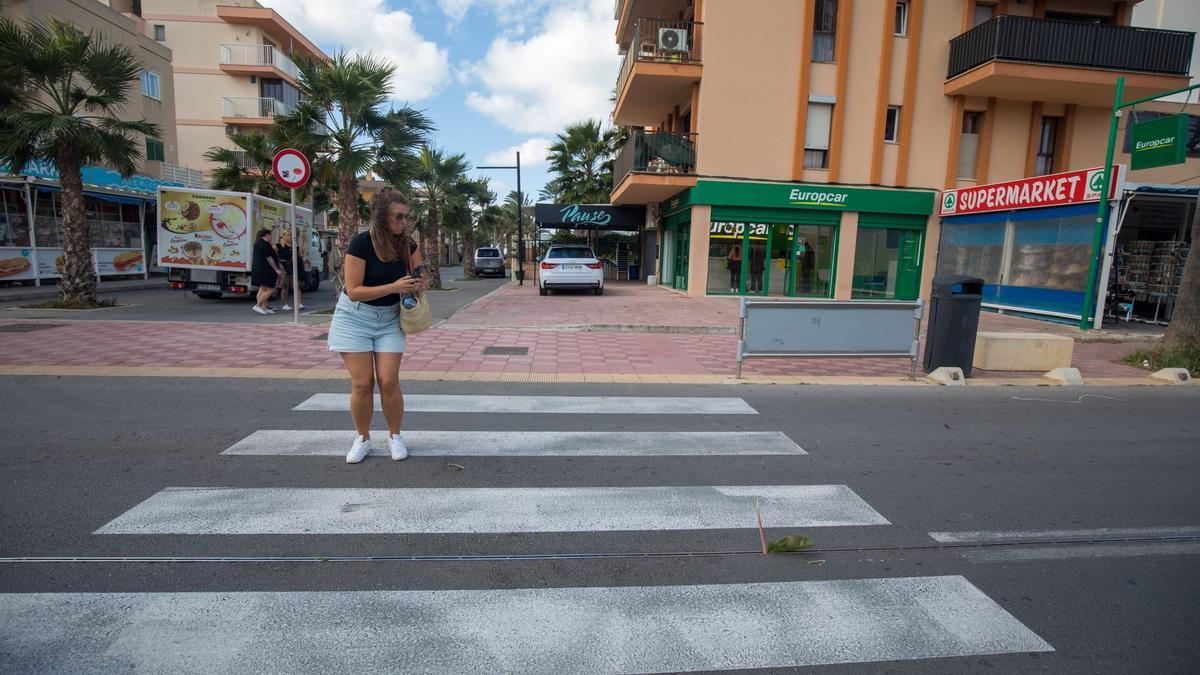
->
<box><xmin>0</xmin><ymin>323</ymin><xmax>66</xmax><ymax>333</ymax></box>
<box><xmin>482</xmin><ymin>346</ymin><xmax>529</xmax><ymax>356</ymax></box>
<box><xmin>311</xmin><ymin>332</ymin><xmax>329</xmax><ymax>340</ymax></box>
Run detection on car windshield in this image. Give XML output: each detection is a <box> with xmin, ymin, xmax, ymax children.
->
<box><xmin>547</xmin><ymin>247</ymin><xmax>594</xmax><ymax>259</ymax></box>
<box><xmin>476</xmin><ymin>249</ymin><xmax>500</xmax><ymax>257</ymax></box>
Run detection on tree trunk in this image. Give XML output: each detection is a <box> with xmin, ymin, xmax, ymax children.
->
<box><xmin>1164</xmin><ymin>194</ymin><xmax>1200</xmax><ymax>350</ymax></box>
<box><xmin>463</xmin><ymin>217</ymin><xmax>477</xmax><ymax>279</ymax></box>
<box><xmin>425</xmin><ymin>203</ymin><xmax>443</xmax><ymax>290</ymax></box>
<box><xmin>332</xmin><ymin>176</ymin><xmax>359</xmax><ymax>296</ymax></box>
<box><xmin>56</xmin><ymin>150</ymin><xmax>97</xmax><ymax>306</ymax></box>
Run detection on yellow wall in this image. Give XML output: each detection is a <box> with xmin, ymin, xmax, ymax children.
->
<box><xmin>685</xmin><ymin>205</ymin><xmax>712</xmax><ymax>296</ymax></box>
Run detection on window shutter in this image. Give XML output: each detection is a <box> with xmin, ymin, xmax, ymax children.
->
<box><xmin>806</xmin><ymin>103</ymin><xmax>833</xmax><ymax>150</ymax></box>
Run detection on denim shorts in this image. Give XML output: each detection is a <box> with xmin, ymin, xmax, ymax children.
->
<box><xmin>327</xmin><ymin>294</ymin><xmax>407</xmax><ymax>353</ymax></box>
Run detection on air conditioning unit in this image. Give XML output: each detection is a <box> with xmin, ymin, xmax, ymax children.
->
<box><xmin>657</xmin><ymin>27</ymin><xmax>688</xmax><ymax>52</ymax></box>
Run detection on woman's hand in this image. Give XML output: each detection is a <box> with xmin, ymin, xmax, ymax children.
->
<box><xmin>390</xmin><ymin>276</ymin><xmax>422</xmax><ymax>294</ymax></box>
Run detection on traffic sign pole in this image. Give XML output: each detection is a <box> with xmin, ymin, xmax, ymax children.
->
<box><xmin>271</xmin><ymin>148</ymin><xmax>311</xmax><ymax>325</ymax></box>
<box><xmin>291</xmin><ymin>187</ymin><xmax>299</xmax><ymax>324</ymax></box>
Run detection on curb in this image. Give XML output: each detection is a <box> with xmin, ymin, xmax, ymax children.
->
<box><xmin>0</xmin><ymin>281</ymin><xmax>167</xmax><ymax>303</ymax></box>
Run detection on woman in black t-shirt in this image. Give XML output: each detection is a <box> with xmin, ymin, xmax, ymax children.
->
<box><xmin>326</xmin><ymin>190</ymin><xmax>425</xmax><ymax>464</ymax></box>
<box><xmin>276</xmin><ymin>230</ymin><xmax>304</xmax><ymax>311</ymax></box>
<box><xmin>251</xmin><ymin>228</ymin><xmax>284</xmax><ymax>315</ymax></box>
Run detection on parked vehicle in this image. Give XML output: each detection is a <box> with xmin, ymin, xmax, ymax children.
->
<box><xmin>473</xmin><ymin>246</ymin><xmax>506</xmax><ymax>277</ymax></box>
<box><xmin>539</xmin><ymin>245</ymin><xmax>604</xmax><ymax>296</ymax></box>
<box><xmin>157</xmin><ymin>187</ymin><xmax>322</xmax><ymax>299</ymax></box>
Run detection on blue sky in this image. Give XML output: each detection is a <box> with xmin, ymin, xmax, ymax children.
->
<box><xmin>260</xmin><ymin>0</ymin><xmax>621</xmax><ymax>203</ymax></box>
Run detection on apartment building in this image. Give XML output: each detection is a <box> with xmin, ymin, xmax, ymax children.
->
<box><xmin>612</xmin><ymin>0</ymin><xmax>1197</xmax><ymax>327</ymax></box>
<box><xmin>135</xmin><ymin>0</ymin><xmax>326</xmax><ymax>177</ymax></box>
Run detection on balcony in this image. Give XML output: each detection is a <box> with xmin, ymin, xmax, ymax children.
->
<box><xmin>613</xmin><ymin>18</ymin><xmax>702</xmax><ymax>127</ymax></box>
<box><xmin>219</xmin><ymin>44</ymin><xmax>301</xmax><ymax>83</ymax></box>
<box><xmin>611</xmin><ymin>130</ymin><xmax>697</xmax><ymax>205</ymax></box>
<box><xmin>946</xmin><ymin>16</ymin><xmax>1194</xmax><ymax>106</ymax></box>
<box><xmin>221</xmin><ymin>97</ymin><xmax>293</xmax><ymax>126</ymax></box>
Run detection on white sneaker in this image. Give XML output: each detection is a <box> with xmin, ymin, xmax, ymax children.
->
<box><xmin>298</xmin><ymin>304</ymin><xmax>306</xmax><ymax>310</ymax></box>
<box><xmin>252</xmin><ymin>305</ymin><xmax>270</xmax><ymax>315</ymax></box>
<box><xmin>266</xmin><ymin>307</ymin><xmax>277</xmax><ymax>313</ymax></box>
<box><xmin>388</xmin><ymin>433</ymin><xmax>408</xmax><ymax>461</ymax></box>
<box><xmin>282</xmin><ymin>304</ymin><xmax>292</xmax><ymax>310</ymax></box>
<box><xmin>345</xmin><ymin>435</ymin><xmax>372</xmax><ymax>463</ymax></box>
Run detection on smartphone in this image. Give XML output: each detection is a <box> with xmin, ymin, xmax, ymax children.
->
<box><xmin>410</xmin><ymin>265</ymin><xmax>426</xmax><ymax>278</ymax></box>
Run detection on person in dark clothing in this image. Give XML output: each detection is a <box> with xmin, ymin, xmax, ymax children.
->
<box><xmin>748</xmin><ymin>242</ymin><xmax>765</xmax><ymax>293</ymax></box>
<box><xmin>251</xmin><ymin>228</ymin><xmax>284</xmax><ymax>315</ymax></box>
<box><xmin>276</xmin><ymin>230</ymin><xmax>304</xmax><ymax>311</ymax></box>
<box><xmin>727</xmin><ymin>242</ymin><xmax>742</xmax><ymax>293</ymax></box>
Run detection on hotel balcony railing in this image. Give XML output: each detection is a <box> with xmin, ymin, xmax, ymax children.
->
<box><xmin>219</xmin><ymin>43</ymin><xmax>301</xmax><ymax>81</ymax></box>
<box><xmin>948</xmin><ymin>15</ymin><xmax>1193</xmax><ymax>79</ymax></box>
<box><xmin>616</xmin><ymin>18</ymin><xmax>702</xmax><ymax>100</ymax></box>
<box><xmin>612</xmin><ymin>129</ymin><xmax>697</xmax><ymax>190</ymax></box>
<box><xmin>221</xmin><ymin>97</ymin><xmax>294</xmax><ymax>119</ymax></box>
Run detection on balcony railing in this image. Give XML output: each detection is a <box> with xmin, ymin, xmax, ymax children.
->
<box><xmin>219</xmin><ymin>43</ymin><xmax>301</xmax><ymax>81</ymax></box>
<box><xmin>613</xmin><ymin>130</ymin><xmax>697</xmax><ymax>190</ymax></box>
<box><xmin>221</xmin><ymin>97</ymin><xmax>294</xmax><ymax>119</ymax></box>
<box><xmin>616</xmin><ymin>18</ymin><xmax>702</xmax><ymax>100</ymax></box>
<box><xmin>948</xmin><ymin>15</ymin><xmax>1194</xmax><ymax>79</ymax></box>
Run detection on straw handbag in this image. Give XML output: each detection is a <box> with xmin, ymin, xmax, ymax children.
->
<box><xmin>400</xmin><ymin>292</ymin><xmax>432</xmax><ymax>334</ymax></box>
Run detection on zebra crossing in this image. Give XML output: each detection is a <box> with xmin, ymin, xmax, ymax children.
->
<box><xmin>2</xmin><ymin>392</ymin><xmax>1054</xmax><ymax>672</ymax></box>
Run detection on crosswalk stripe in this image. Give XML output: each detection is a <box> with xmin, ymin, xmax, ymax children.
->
<box><xmin>222</xmin><ymin>430</ymin><xmax>806</xmax><ymax>456</ymax></box>
<box><xmin>0</xmin><ymin>576</ymin><xmax>1052</xmax><ymax>672</ymax></box>
<box><xmin>929</xmin><ymin>526</ymin><xmax>1200</xmax><ymax>543</ymax></box>
<box><xmin>293</xmin><ymin>393</ymin><xmax>758</xmax><ymax>414</ymax></box>
<box><xmin>94</xmin><ymin>485</ymin><xmax>888</xmax><ymax>534</ymax></box>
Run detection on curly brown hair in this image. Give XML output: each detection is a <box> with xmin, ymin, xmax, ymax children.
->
<box><xmin>369</xmin><ymin>190</ymin><xmax>415</xmax><ymax>264</ymax></box>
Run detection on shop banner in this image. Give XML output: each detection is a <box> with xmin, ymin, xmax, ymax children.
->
<box><xmin>35</xmin><ymin>248</ymin><xmax>67</xmax><ymax>278</ymax></box>
<box><xmin>535</xmin><ymin>204</ymin><xmax>645</xmax><ymax>231</ymax></box>
<box><xmin>96</xmin><ymin>248</ymin><xmax>145</xmax><ymax>276</ymax></box>
<box><xmin>158</xmin><ymin>189</ymin><xmax>250</xmax><ymax>270</ymax></box>
<box><xmin>939</xmin><ymin>166</ymin><xmax>1122</xmax><ymax>217</ymax></box>
<box><xmin>1130</xmin><ymin>115</ymin><xmax>1188</xmax><ymax>170</ymax></box>
<box><xmin>0</xmin><ymin>247</ymin><xmax>35</xmax><ymax>280</ymax></box>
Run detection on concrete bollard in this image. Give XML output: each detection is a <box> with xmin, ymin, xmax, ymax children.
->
<box><xmin>1149</xmin><ymin>368</ymin><xmax>1193</xmax><ymax>385</ymax></box>
<box><xmin>1043</xmin><ymin>367</ymin><xmax>1084</xmax><ymax>386</ymax></box>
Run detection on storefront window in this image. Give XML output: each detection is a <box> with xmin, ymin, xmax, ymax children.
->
<box><xmin>707</xmin><ymin>220</ymin><xmax>836</xmax><ymax>296</ymax></box>
<box><xmin>31</xmin><ymin>191</ymin><xmax>144</xmax><ymax>249</ymax></box>
<box><xmin>0</xmin><ymin>186</ymin><xmax>31</xmax><ymax>247</ymax></box>
<box><xmin>789</xmin><ymin>225</ymin><xmax>835</xmax><ymax>297</ymax></box>
<box><xmin>936</xmin><ymin>219</ymin><xmax>1005</xmax><ymax>282</ymax></box>
<box><xmin>852</xmin><ymin>228</ymin><xmax>922</xmax><ymax>300</ymax></box>
<box><xmin>1006</xmin><ymin>211</ymin><xmax>1091</xmax><ymax>292</ymax></box>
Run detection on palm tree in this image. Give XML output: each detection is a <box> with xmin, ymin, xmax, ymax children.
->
<box><xmin>274</xmin><ymin>51</ymin><xmax>433</xmax><ymax>293</ymax></box>
<box><xmin>545</xmin><ymin>120</ymin><xmax>621</xmax><ymax>204</ymax></box>
<box><xmin>203</xmin><ymin>132</ymin><xmax>285</xmax><ymax>200</ymax></box>
<box><xmin>1164</xmin><ymin>204</ymin><xmax>1199</xmax><ymax>353</ymax></box>
<box><xmin>0</xmin><ymin>18</ymin><xmax>160</xmax><ymax>306</ymax></box>
<box><xmin>502</xmin><ymin>189</ymin><xmax>533</xmax><ymax>265</ymax></box>
<box><xmin>457</xmin><ymin>178</ymin><xmax>494</xmax><ymax>280</ymax></box>
<box><xmin>410</xmin><ymin>146</ymin><xmax>469</xmax><ymax>290</ymax></box>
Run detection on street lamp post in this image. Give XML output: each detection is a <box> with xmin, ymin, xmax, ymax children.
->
<box><xmin>478</xmin><ymin>151</ymin><xmax>524</xmax><ymax>285</ymax></box>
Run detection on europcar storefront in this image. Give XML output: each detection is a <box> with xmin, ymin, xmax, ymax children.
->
<box><xmin>657</xmin><ymin>179</ymin><xmax>937</xmax><ymax>300</ymax></box>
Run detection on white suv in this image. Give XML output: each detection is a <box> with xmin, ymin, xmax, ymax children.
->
<box><xmin>539</xmin><ymin>245</ymin><xmax>604</xmax><ymax>296</ymax></box>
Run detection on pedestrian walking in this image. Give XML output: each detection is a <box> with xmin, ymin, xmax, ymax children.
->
<box><xmin>327</xmin><ymin>191</ymin><xmax>425</xmax><ymax>463</ymax></box>
<box><xmin>251</xmin><ymin>228</ymin><xmax>284</xmax><ymax>315</ymax></box>
<box><xmin>275</xmin><ymin>230</ymin><xmax>305</xmax><ymax>311</ymax></box>
<box><xmin>727</xmin><ymin>242</ymin><xmax>742</xmax><ymax>293</ymax></box>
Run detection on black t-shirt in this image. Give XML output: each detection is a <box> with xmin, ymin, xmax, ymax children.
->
<box><xmin>251</xmin><ymin>238</ymin><xmax>280</xmax><ymax>286</ymax></box>
<box><xmin>346</xmin><ymin>231</ymin><xmax>418</xmax><ymax>306</ymax></box>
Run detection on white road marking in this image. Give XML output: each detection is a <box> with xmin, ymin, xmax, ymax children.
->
<box><xmin>928</xmin><ymin>526</ymin><xmax>1200</xmax><ymax>544</ymax></box>
<box><xmin>95</xmin><ymin>485</ymin><xmax>888</xmax><ymax>534</ymax></box>
<box><xmin>0</xmin><ymin>577</ymin><xmax>1052</xmax><ymax>673</ymax></box>
<box><xmin>963</xmin><ymin>540</ymin><xmax>1200</xmax><ymax>563</ymax></box>
<box><xmin>293</xmin><ymin>393</ymin><xmax>758</xmax><ymax>414</ymax></box>
<box><xmin>221</xmin><ymin>430</ymin><xmax>806</xmax><ymax>456</ymax></box>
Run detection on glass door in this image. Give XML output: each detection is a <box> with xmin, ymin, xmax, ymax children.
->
<box><xmin>673</xmin><ymin>223</ymin><xmax>689</xmax><ymax>290</ymax></box>
<box><xmin>852</xmin><ymin>227</ymin><xmax>924</xmax><ymax>300</ymax></box>
<box><xmin>766</xmin><ymin>223</ymin><xmax>794</xmax><ymax>297</ymax></box>
<box><xmin>894</xmin><ymin>230</ymin><xmax>923</xmax><ymax>300</ymax></box>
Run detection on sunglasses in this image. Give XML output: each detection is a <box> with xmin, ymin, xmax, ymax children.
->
<box><xmin>390</xmin><ymin>212</ymin><xmax>410</xmax><ymax>221</ymax></box>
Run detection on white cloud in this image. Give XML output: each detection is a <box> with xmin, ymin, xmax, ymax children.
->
<box><xmin>438</xmin><ymin>0</ymin><xmax>555</xmax><ymax>32</ymax></box>
<box><xmin>463</xmin><ymin>0</ymin><xmax>619</xmax><ymax>133</ymax></box>
<box><xmin>483</xmin><ymin>138</ymin><xmax>553</xmax><ymax>169</ymax></box>
<box><xmin>261</xmin><ymin>0</ymin><xmax>450</xmax><ymax>101</ymax></box>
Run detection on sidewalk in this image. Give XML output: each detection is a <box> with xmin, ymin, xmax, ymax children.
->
<box><xmin>0</xmin><ymin>278</ymin><xmax>167</xmax><ymax>303</ymax></box>
<box><xmin>0</xmin><ymin>281</ymin><xmax>1163</xmax><ymax>384</ymax></box>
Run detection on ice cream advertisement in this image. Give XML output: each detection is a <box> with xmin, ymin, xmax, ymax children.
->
<box><xmin>157</xmin><ymin>189</ymin><xmax>250</xmax><ymax>270</ymax></box>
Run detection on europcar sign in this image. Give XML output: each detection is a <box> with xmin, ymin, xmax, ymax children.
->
<box><xmin>1130</xmin><ymin>114</ymin><xmax>1188</xmax><ymax>170</ymax></box>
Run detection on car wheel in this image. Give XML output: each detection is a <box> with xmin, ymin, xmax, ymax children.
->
<box><xmin>194</xmin><ymin>291</ymin><xmax>222</xmax><ymax>300</ymax></box>
<box><xmin>595</xmin><ymin>287</ymin><xmax>603</xmax><ymax>296</ymax></box>
<box><xmin>539</xmin><ymin>285</ymin><xmax>548</xmax><ymax>296</ymax></box>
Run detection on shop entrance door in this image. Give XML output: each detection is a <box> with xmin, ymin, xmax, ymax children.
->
<box><xmin>894</xmin><ymin>230</ymin><xmax>922</xmax><ymax>300</ymax></box>
<box><xmin>852</xmin><ymin>227</ymin><xmax>924</xmax><ymax>300</ymax></box>
<box><xmin>673</xmin><ymin>223</ymin><xmax>689</xmax><ymax>291</ymax></box>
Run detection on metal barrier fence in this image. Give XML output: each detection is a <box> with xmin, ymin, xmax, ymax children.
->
<box><xmin>736</xmin><ymin>299</ymin><xmax>924</xmax><ymax>379</ymax></box>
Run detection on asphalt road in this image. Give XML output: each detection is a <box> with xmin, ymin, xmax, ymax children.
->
<box><xmin>1</xmin><ymin>377</ymin><xmax>1197</xmax><ymax>673</ymax></box>
<box><xmin>0</xmin><ymin>266</ymin><xmax>507</xmax><ymax>325</ymax></box>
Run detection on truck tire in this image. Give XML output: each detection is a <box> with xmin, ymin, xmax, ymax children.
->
<box><xmin>306</xmin><ymin>270</ymin><xmax>320</xmax><ymax>292</ymax></box>
<box><xmin>194</xmin><ymin>292</ymin><xmax>222</xmax><ymax>300</ymax></box>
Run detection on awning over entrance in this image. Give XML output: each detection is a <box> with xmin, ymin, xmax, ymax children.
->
<box><xmin>535</xmin><ymin>203</ymin><xmax>645</xmax><ymax>231</ymax></box>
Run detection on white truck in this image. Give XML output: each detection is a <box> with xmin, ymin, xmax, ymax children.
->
<box><xmin>157</xmin><ymin>187</ymin><xmax>323</xmax><ymax>299</ymax></box>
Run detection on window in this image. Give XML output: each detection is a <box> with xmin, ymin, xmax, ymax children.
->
<box><xmin>973</xmin><ymin>4</ymin><xmax>994</xmax><ymax>26</ymax></box>
<box><xmin>958</xmin><ymin>111</ymin><xmax>982</xmax><ymax>180</ymax></box>
<box><xmin>153</xmin><ymin>24</ymin><xmax>165</xmax><ymax>41</ymax></box>
<box><xmin>894</xmin><ymin>1</ymin><xmax>909</xmax><ymax>36</ymax></box>
<box><xmin>884</xmin><ymin>106</ymin><xmax>900</xmax><ymax>143</ymax></box>
<box><xmin>145</xmin><ymin>138</ymin><xmax>165</xmax><ymax>162</ymax></box>
<box><xmin>812</xmin><ymin>0</ymin><xmax>838</xmax><ymax>62</ymax></box>
<box><xmin>140</xmin><ymin>69</ymin><xmax>160</xmax><ymax>100</ymax></box>
<box><xmin>1034</xmin><ymin>116</ymin><xmax>1059</xmax><ymax>176</ymax></box>
<box><xmin>804</xmin><ymin>102</ymin><xmax>832</xmax><ymax>169</ymax></box>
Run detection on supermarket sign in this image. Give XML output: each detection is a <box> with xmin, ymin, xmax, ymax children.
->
<box><xmin>939</xmin><ymin>166</ymin><xmax>1122</xmax><ymax>217</ymax></box>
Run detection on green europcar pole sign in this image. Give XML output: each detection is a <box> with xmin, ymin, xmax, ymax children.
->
<box><xmin>1130</xmin><ymin>114</ymin><xmax>1188</xmax><ymax>170</ymax></box>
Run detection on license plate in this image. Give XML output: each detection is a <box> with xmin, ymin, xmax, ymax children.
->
<box><xmin>195</xmin><ymin>283</ymin><xmax>221</xmax><ymax>291</ymax></box>
<box><xmin>562</xmin><ymin>264</ymin><xmax>582</xmax><ymax>270</ymax></box>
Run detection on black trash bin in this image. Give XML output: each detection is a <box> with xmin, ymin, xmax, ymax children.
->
<box><xmin>923</xmin><ymin>274</ymin><xmax>985</xmax><ymax>376</ymax></box>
